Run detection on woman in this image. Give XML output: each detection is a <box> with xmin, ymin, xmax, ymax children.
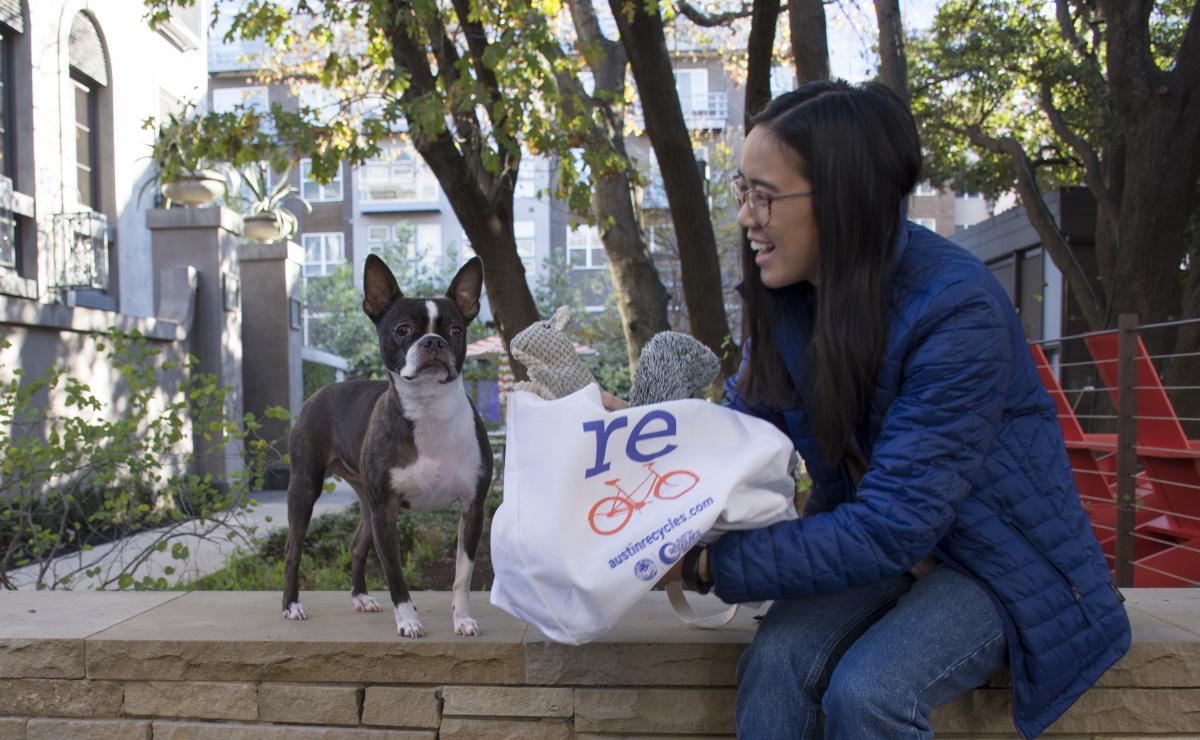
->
<box><xmin>671</xmin><ymin>81</ymin><xmax>1129</xmax><ymax>738</ymax></box>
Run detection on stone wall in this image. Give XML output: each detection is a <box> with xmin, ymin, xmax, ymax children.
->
<box><xmin>0</xmin><ymin>590</ymin><xmax>1197</xmax><ymax>739</ymax></box>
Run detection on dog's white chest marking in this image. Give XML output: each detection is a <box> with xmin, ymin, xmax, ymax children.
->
<box><xmin>388</xmin><ymin>381</ymin><xmax>481</xmax><ymax>510</ymax></box>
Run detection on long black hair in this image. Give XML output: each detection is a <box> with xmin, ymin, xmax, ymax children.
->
<box><xmin>737</xmin><ymin>80</ymin><xmax>921</xmax><ymax>474</ymax></box>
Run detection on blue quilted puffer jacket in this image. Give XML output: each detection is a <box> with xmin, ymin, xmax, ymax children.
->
<box><xmin>714</xmin><ymin>221</ymin><xmax>1130</xmax><ymax>739</ymax></box>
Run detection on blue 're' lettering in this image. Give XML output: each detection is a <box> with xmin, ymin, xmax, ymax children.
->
<box><xmin>627</xmin><ymin>410</ymin><xmax>678</xmax><ymax>462</ymax></box>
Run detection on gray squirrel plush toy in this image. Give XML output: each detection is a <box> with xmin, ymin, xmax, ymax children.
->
<box><xmin>510</xmin><ymin>305</ymin><xmax>720</xmax><ymax>404</ymax></box>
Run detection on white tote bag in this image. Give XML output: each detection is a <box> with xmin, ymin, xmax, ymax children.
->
<box><xmin>490</xmin><ymin>384</ymin><xmax>797</xmax><ymax>645</ymax></box>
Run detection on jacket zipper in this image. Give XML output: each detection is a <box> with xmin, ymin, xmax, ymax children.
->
<box><xmin>999</xmin><ymin>514</ymin><xmax>1098</xmax><ymax>628</ymax></box>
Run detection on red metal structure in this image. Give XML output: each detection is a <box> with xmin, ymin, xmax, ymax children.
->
<box><xmin>1032</xmin><ymin>326</ymin><xmax>1200</xmax><ymax>587</ymax></box>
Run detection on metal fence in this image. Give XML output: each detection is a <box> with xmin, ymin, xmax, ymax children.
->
<box><xmin>1031</xmin><ymin>314</ymin><xmax>1200</xmax><ymax>587</ymax></box>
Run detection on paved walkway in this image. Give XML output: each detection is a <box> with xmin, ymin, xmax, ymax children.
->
<box><xmin>8</xmin><ymin>480</ymin><xmax>358</xmax><ymax>591</ymax></box>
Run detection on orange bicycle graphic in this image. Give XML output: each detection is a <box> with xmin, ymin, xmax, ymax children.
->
<box><xmin>588</xmin><ymin>461</ymin><xmax>700</xmax><ymax>536</ymax></box>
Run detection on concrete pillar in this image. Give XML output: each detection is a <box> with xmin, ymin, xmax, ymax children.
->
<box><xmin>147</xmin><ymin>207</ymin><xmax>245</xmax><ymax>485</ymax></box>
<box><xmin>239</xmin><ymin>240</ymin><xmax>304</xmax><ymax>488</ymax></box>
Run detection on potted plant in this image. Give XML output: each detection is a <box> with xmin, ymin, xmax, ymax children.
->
<box><xmin>226</xmin><ymin>163</ymin><xmax>312</xmax><ymax>243</ymax></box>
<box><xmin>144</xmin><ymin>104</ymin><xmax>226</xmax><ymax>207</ymax></box>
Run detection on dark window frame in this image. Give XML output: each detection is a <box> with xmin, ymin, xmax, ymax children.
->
<box><xmin>70</xmin><ymin>68</ymin><xmax>99</xmax><ymax>211</ymax></box>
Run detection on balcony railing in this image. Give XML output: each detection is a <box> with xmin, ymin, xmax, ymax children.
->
<box><xmin>51</xmin><ymin>211</ymin><xmax>109</xmax><ymax>293</ymax></box>
<box><xmin>208</xmin><ymin>40</ymin><xmax>266</xmax><ymax>72</ymax></box>
<box><xmin>631</xmin><ymin>92</ymin><xmax>730</xmax><ymax>131</ymax></box>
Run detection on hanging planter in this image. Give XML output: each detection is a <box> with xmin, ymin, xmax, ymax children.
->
<box><xmin>160</xmin><ymin>168</ymin><xmax>226</xmax><ymax>207</ymax></box>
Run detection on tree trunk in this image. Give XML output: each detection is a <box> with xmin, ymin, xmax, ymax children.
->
<box><xmin>1107</xmin><ymin>99</ymin><xmax>1200</xmax><ymax>332</ymax></box>
<box><xmin>789</xmin><ymin>0</ymin><xmax>829</xmax><ymax>84</ymax></box>
<box><xmin>422</xmin><ymin>135</ymin><xmax>541</xmax><ymax>357</ymax></box>
<box><xmin>873</xmin><ymin>0</ymin><xmax>910</xmax><ymax>107</ymax></box>
<box><xmin>744</xmin><ymin>0</ymin><xmax>782</xmax><ymax>132</ymax></box>
<box><xmin>383</xmin><ymin>3</ymin><xmax>541</xmax><ymax>377</ymax></box>
<box><xmin>608</xmin><ymin>0</ymin><xmax>737</xmax><ymax>376</ymax></box>
<box><xmin>568</xmin><ymin>0</ymin><xmax>671</xmax><ymax>365</ymax></box>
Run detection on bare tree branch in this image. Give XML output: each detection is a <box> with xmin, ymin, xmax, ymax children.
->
<box><xmin>1173</xmin><ymin>0</ymin><xmax>1200</xmax><ymax>87</ymax></box>
<box><xmin>1054</xmin><ymin>0</ymin><xmax>1103</xmax><ymax>78</ymax></box>
<box><xmin>873</xmin><ymin>0</ymin><xmax>910</xmax><ymax>106</ymax></box>
<box><xmin>1038</xmin><ymin>77</ymin><xmax>1120</xmax><ymax>238</ymax></box>
<box><xmin>953</xmin><ymin>122</ymin><xmax>1107</xmax><ymax>330</ymax></box>
<box><xmin>790</xmin><ymin>0</ymin><xmax>830</xmax><ymax>83</ymax></box>
<box><xmin>449</xmin><ymin>0</ymin><xmax>504</xmax><ymax>109</ymax></box>
<box><xmin>677</xmin><ymin>0</ymin><xmax>756</xmax><ymax>26</ymax></box>
<box><xmin>745</xmin><ymin>0</ymin><xmax>782</xmax><ymax>131</ymax></box>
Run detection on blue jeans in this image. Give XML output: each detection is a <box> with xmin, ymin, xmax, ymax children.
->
<box><xmin>735</xmin><ymin>565</ymin><xmax>1007</xmax><ymax>739</ymax></box>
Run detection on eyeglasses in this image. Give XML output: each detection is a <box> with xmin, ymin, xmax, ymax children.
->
<box><xmin>730</xmin><ymin>173</ymin><xmax>813</xmax><ymax>227</ymax></box>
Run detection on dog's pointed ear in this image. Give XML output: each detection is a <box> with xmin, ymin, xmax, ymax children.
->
<box><xmin>550</xmin><ymin>305</ymin><xmax>570</xmax><ymax>332</ymax></box>
<box><xmin>363</xmin><ymin>254</ymin><xmax>403</xmax><ymax>323</ymax></box>
<box><xmin>447</xmin><ymin>257</ymin><xmax>484</xmax><ymax>322</ymax></box>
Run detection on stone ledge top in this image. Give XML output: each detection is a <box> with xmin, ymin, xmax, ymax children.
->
<box><xmin>0</xmin><ymin>588</ymin><xmax>1196</xmax><ymax>645</ymax></box>
<box><xmin>0</xmin><ymin>589</ymin><xmax>1196</xmax><ymax>687</ymax></box>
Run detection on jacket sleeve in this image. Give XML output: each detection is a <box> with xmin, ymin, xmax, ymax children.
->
<box><xmin>722</xmin><ymin>340</ymin><xmax>788</xmax><ymax>435</ymax></box>
<box><xmin>711</xmin><ymin>280</ymin><xmax>1014</xmax><ymax>603</ymax></box>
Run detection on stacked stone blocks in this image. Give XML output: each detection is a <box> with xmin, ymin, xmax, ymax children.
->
<box><xmin>0</xmin><ymin>590</ymin><xmax>1196</xmax><ymax>738</ymax></box>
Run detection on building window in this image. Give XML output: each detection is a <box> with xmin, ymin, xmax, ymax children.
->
<box><xmin>913</xmin><ymin>181</ymin><xmax>936</xmax><ymax>197</ymax></box>
<box><xmin>365</xmin><ymin>224</ymin><xmax>396</xmax><ymax>255</ymax></box>
<box><xmin>514</xmin><ymin>220</ymin><xmax>536</xmax><ymax>273</ymax></box>
<box><xmin>0</xmin><ymin>24</ymin><xmax>14</xmax><ymax>268</ymax></box>
<box><xmin>301</xmin><ymin>232</ymin><xmax>345</xmax><ymax>346</ymax></box>
<box><xmin>300</xmin><ymin>159</ymin><xmax>342</xmax><ymax>202</ymax></box>
<box><xmin>366</xmin><ymin>221</ymin><xmax>441</xmax><ymax>268</ymax></box>
<box><xmin>567</xmin><ymin>224</ymin><xmax>605</xmax><ymax>270</ymax></box>
<box><xmin>73</xmin><ymin>74</ymin><xmax>98</xmax><ymax>209</ymax></box>
<box><xmin>302</xmin><ymin>232</ymin><xmax>345</xmax><ymax>278</ymax></box>
<box><xmin>912</xmin><ymin>217</ymin><xmax>936</xmax><ymax>231</ymax></box>
<box><xmin>358</xmin><ymin>144</ymin><xmax>437</xmax><ymax>202</ymax></box>
<box><xmin>212</xmin><ymin>85</ymin><xmax>268</xmax><ymax>115</ymax></box>
<box><xmin>674</xmin><ymin>69</ymin><xmax>708</xmax><ymax>114</ymax></box>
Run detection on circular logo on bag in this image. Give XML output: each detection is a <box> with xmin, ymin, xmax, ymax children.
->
<box><xmin>659</xmin><ymin>529</ymin><xmax>701</xmax><ymax>565</ymax></box>
<box><xmin>633</xmin><ymin>558</ymin><xmax>658</xmax><ymax>582</ymax></box>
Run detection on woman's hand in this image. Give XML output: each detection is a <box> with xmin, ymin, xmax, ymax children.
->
<box><xmin>601</xmin><ymin>391</ymin><xmax>629</xmax><ymax>411</ymax></box>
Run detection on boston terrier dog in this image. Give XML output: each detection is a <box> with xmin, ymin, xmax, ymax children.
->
<box><xmin>282</xmin><ymin>254</ymin><xmax>493</xmax><ymax>637</ymax></box>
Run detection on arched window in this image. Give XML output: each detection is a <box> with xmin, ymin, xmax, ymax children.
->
<box><xmin>68</xmin><ymin>12</ymin><xmax>108</xmax><ymax>211</ymax></box>
<box><xmin>0</xmin><ymin>0</ymin><xmax>22</xmax><ymax>275</ymax></box>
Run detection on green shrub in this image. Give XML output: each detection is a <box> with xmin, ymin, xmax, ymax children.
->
<box><xmin>0</xmin><ymin>330</ymin><xmax>284</xmax><ymax>590</ymax></box>
<box><xmin>302</xmin><ymin>359</ymin><xmax>338</xmax><ymax>400</ymax></box>
<box><xmin>188</xmin><ymin>502</ymin><xmax>465</xmax><ymax>592</ymax></box>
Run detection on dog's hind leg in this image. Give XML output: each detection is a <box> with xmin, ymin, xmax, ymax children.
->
<box><xmin>451</xmin><ymin>494</ymin><xmax>486</xmax><ymax>636</ymax></box>
<box><xmin>349</xmin><ymin>496</ymin><xmax>381</xmax><ymax>613</ymax></box>
<box><xmin>282</xmin><ymin>458</ymin><xmax>323</xmax><ymax>621</ymax></box>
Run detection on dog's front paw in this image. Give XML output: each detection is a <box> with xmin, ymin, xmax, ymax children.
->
<box><xmin>394</xmin><ymin>601</ymin><xmax>425</xmax><ymax>638</ymax></box>
<box><xmin>283</xmin><ymin>602</ymin><xmax>307</xmax><ymax>620</ymax></box>
<box><xmin>396</xmin><ymin>619</ymin><xmax>425</xmax><ymax>638</ymax></box>
<box><xmin>454</xmin><ymin>616</ymin><xmax>480</xmax><ymax>636</ymax></box>
<box><xmin>352</xmin><ymin>593</ymin><xmax>381</xmax><ymax>613</ymax></box>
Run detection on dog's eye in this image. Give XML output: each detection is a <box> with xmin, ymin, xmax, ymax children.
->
<box><xmin>449</xmin><ymin>325</ymin><xmax>463</xmax><ymax>337</ymax></box>
<box><xmin>395</xmin><ymin>324</ymin><xmax>412</xmax><ymax>337</ymax></box>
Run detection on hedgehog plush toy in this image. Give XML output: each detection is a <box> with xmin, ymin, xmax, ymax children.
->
<box><xmin>509</xmin><ymin>305</ymin><xmax>719</xmax><ymax>405</ymax></box>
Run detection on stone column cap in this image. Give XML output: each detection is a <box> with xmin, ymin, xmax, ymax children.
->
<box><xmin>147</xmin><ymin>207</ymin><xmax>243</xmax><ymax>236</ymax></box>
